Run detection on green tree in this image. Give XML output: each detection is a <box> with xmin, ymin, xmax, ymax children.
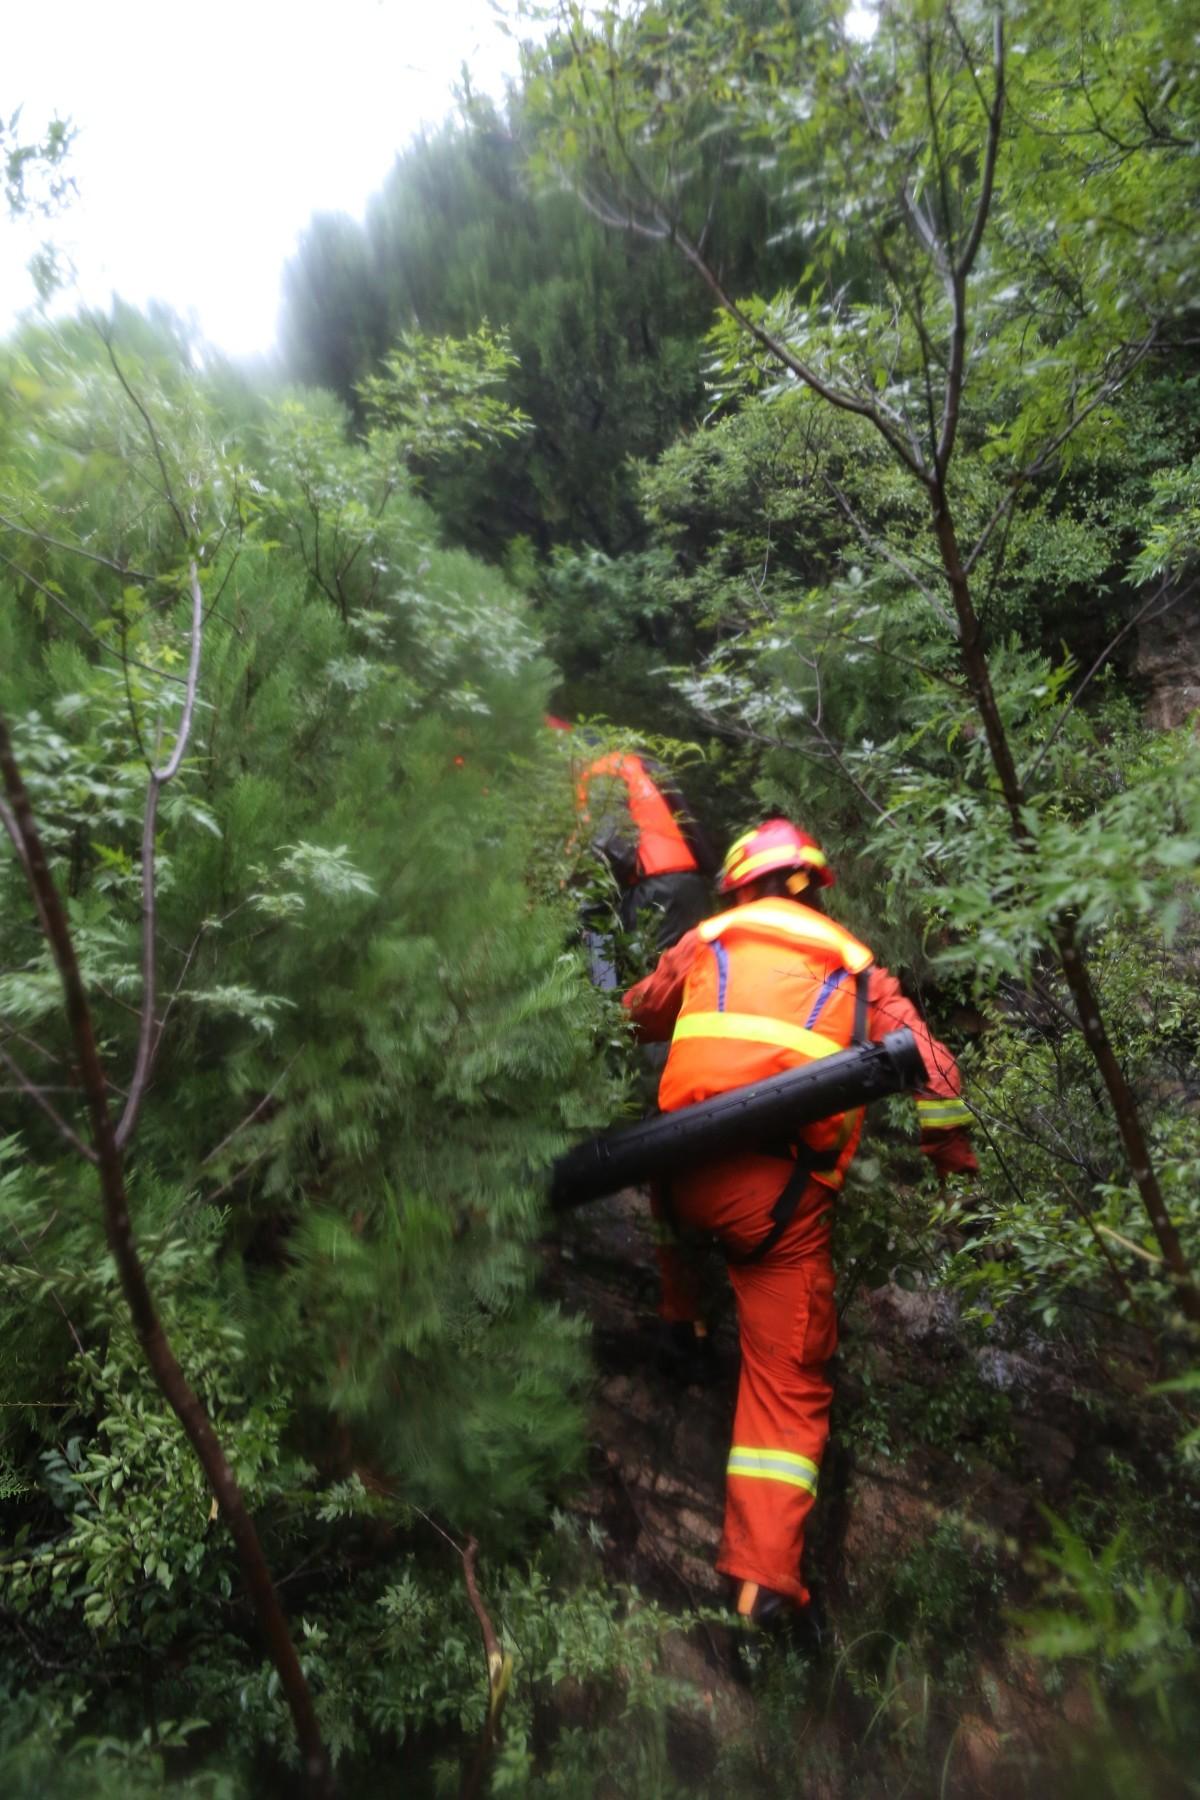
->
<box><xmin>0</xmin><ymin>308</ymin><xmax>617</xmax><ymax>1787</ymax></box>
<box><xmin>282</xmin><ymin>95</ymin><xmax>813</xmax><ymax>562</ymax></box>
<box><xmin>523</xmin><ymin>0</ymin><xmax>1200</xmax><ymax>1321</ymax></box>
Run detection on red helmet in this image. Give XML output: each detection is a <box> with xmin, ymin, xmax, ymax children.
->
<box><xmin>718</xmin><ymin>818</ymin><xmax>834</xmax><ymax>895</ymax></box>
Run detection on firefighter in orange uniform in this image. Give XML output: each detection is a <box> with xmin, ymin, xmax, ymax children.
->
<box><xmin>623</xmin><ymin>819</ymin><xmax>976</xmax><ymax>1627</ymax></box>
<box><xmin>575</xmin><ymin>748</ymin><xmax>717</xmax><ymax>954</ymax></box>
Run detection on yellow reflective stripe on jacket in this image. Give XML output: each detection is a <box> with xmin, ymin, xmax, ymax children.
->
<box><xmin>698</xmin><ymin>902</ymin><xmax>873</xmax><ymax>973</ymax></box>
<box><xmin>916</xmin><ymin>1097</ymin><xmax>973</xmax><ymax>1129</ymax></box>
<box><xmin>727</xmin><ymin>1446</ymin><xmax>820</xmax><ymax>1492</ymax></box>
<box><xmin>673</xmin><ymin>1012</ymin><xmax>843</xmax><ymax>1062</ymax></box>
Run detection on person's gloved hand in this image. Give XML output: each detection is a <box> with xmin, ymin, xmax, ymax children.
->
<box><xmin>922</xmin><ymin>1126</ymin><xmax>979</xmax><ymax>1180</ymax></box>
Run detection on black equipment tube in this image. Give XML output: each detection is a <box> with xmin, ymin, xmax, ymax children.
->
<box><xmin>550</xmin><ymin>1029</ymin><xmax>927</xmax><ymax>1211</ymax></box>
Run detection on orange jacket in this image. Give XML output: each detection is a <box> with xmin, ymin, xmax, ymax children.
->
<box><xmin>625</xmin><ymin>897</ymin><xmax>973</xmax><ymax>1189</ymax></box>
<box><xmin>576</xmin><ymin>752</ymin><xmax>699</xmax><ymax>882</ymax></box>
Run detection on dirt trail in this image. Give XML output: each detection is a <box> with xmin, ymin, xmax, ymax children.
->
<box><xmin>552</xmin><ymin>1188</ymin><xmax>731</xmax><ymax>1606</ymax></box>
<box><xmin>545</xmin><ymin>1185</ymin><xmax>1169</xmax><ymax>1795</ymax></box>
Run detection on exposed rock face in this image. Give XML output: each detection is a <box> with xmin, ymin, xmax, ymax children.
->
<box><xmin>1135</xmin><ymin>582</ymin><xmax>1200</xmax><ymax>729</ymax></box>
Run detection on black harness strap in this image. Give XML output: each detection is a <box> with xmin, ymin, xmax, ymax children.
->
<box><xmin>728</xmin><ymin>966</ymin><xmax>872</xmax><ymax>1268</ymax></box>
<box><xmin>724</xmin><ymin>1146</ymin><xmax>838</xmax><ymax>1267</ymax></box>
<box><xmin>668</xmin><ymin>964</ymin><xmax>875</xmax><ymax>1271</ymax></box>
<box><xmin>853</xmin><ymin>965</ymin><xmax>871</xmax><ymax>1046</ymax></box>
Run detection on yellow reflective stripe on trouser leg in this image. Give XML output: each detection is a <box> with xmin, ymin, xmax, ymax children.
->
<box><xmin>672</xmin><ymin>1012</ymin><xmax>842</xmax><ymax>1062</ymax></box>
<box><xmin>726</xmin><ymin>1446</ymin><xmax>820</xmax><ymax>1493</ymax></box>
<box><xmin>916</xmin><ymin>1098</ymin><xmax>973</xmax><ymax>1128</ymax></box>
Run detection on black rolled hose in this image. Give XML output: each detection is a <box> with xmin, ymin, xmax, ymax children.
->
<box><xmin>550</xmin><ymin>1028</ymin><xmax>927</xmax><ymax>1211</ymax></box>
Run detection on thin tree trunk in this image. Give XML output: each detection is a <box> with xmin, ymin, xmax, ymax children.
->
<box><xmin>930</xmin><ymin>490</ymin><xmax>1200</xmax><ymax>1324</ymax></box>
<box><xmin>0</xmin><ymin>712</ymin><xmax>335</xmax><ymax>1795</ymax></box>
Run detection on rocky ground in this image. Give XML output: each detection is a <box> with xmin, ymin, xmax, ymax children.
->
<box><xmin>547</xmin><ymin>1187</ymin><xmax>1178</xmax><ymax>1798</ymax></box>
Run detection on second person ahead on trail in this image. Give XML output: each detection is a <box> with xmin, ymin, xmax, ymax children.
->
<box><xmin>573</xmin><ymin>741</ymin><xmax>717</xmax><ymax>953</ymax></box>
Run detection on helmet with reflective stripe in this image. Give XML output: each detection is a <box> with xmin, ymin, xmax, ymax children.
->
<box><xmin>718</xmin><ymin>818</ymin><xmax>834</xmax><ymax>895</ymax></box>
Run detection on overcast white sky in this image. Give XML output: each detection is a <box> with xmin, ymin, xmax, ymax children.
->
<box><xmin>2</xmin><ymin>0</ymin><xmax>520</xmax><ymax>359</ymax></box>
<box><xmin>5</xmin><ymin>2</ymin><xmax>876</xmax><ymax>362</ymax></box>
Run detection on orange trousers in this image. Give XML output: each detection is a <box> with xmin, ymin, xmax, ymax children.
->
<box><xmin>652</xmin><ymin>1154</ymin><xmax>837</xmax><ymax>1608</ymax></box>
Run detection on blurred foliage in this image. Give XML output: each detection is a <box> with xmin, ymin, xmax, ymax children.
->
<box><xmin>0</xmin><ymin>306</ymin><xmax>634</xmax><ymax>1788</ymax></box>
<box><xmin>280</xmin><ymin>85</ymin><xmax>815</xmax><ymax>566</ymax></box>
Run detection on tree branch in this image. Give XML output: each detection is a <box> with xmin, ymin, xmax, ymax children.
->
<box><xmin>0</xmin><ymin>1044</ymin><xmax>96</xmax><ymax>1163</ymax></box>
<box><xmin>955</xmin><ymin>12</ymin><xmax>1005</xmax><ymax>284</ymax></box>
<box><xmin>673</xmin><ymin>227</ymin><xmax>930</xmax><ymax>479</ymax></box>
<box><xmin>98</xmin><ymin>324</ymin><xmax>191</xmax><ymax>546</ymax></box>
<box><xmin>0</xmin><ymin>509</ymin><xmax>155</xmax><ymax>584</ymax></box>
<box><xmin>201</xmin><ymin>1052</ymin><xmax>300</xmax><ymax>1168</ymax></box>
<box><xmin>459</xmin><ymin>1536</ymin><xmax>511</xmax><ymax>1800</ymax></box>
<box><xmin>824</xmin><ymin>477</ymin><xmax>959</xmax><ymax>634</ymax></box>
<box><xmin>115</xmin><ymin>560</ymin><xmax>205</xmax><ymax>1151</ymax></box>
<box><xmin>1022</xmin><ymin>576</ymin><xmax>1196</xmax><ymax>784</ymax></box>
<box><xmin>963</xmin><ymin>328</ymin><xmax>1158</xmax><ymax>575</ymax></box>
<box><xmin>573</xmin><ymin>178</ymin><xmax>671</xmax><ymax>241</ymax></box>
<box><xmin>0</xmin><ymin>789</ymin><xmax>55</xmax><ymax>943</ymax></box>
<box><xmin>4</xmin><ymin>1217</ymin><xmax>87</xmax><ymax>1356</ymax></box>
<box><xmin>560</xmin><ymin>74</ymin><xmax>927</xmax><ymax>475</ymax></box>
<box><xmin>936</xmin><ymin>12</ymin><xmax>1005</xmax><ymax>475</ymax></box>
<box><xmin>0</xmin><ymin>549</ymin><xmax>187</xmax><ymax>685</ymax></box>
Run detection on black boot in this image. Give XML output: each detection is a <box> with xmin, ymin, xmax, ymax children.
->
<box><xmin>656</xmin><ymin>1319</ymin><xmax>719</xmax><ymax>1386</ymax></box>
<box><xmin>732</xmin><ymin>1580</ymin><xmax>824</xmax><ymax>1653</ymax></box>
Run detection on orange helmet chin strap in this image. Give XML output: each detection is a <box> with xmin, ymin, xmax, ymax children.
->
<box><xmin>785</xmin><ymin>870</ymin><xmax>811</xmax><ymax>896</ymax></box>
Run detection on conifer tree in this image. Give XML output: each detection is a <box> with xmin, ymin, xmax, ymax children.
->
<box><xmin>0</xmin><ymin>309</ymin><xmax>618</xmax><ymax>1786</ymax></box>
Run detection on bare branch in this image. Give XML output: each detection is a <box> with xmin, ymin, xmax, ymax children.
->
<box><xmin>151</xmin><ymin>911</ymin><xmax>234</xmax><ymax>1065</ymax></box>
<box><xmin>573</xmin><ymin>178</ymin><xmax>671</xmax><ymax>241</ymax></box>
<box><xmin>5</xmin><ymin>1218</ymin><xmax>87</xmax><ymax>1356</ymax></box>
<box><xmin>116</xmin><ymin>561</ymin><xmax>204</xmax><ymax>1151</ymax></box>
<box><xmin>1023</xmin><ymin>576</ymin><xmax>1197</xmax><ymax>785</ymax></box>
<box><xmin>202</xmin><ymin>1145</ymin><xmax>272</xmax><ymax>1208</ymax></box>
<box><xmin>459</xmin><ymin>1536</ymin><xmax>511</xmax><ymax>1800</ymax></box>
<box><xmin>936</xmin><ymin>13</ymin><xmax>1005</xmax><ymax>475</ymax></box>
<box><xmin>0</xmin><ymin>510</ymin><xmax>156</xmax><ymax>584</ymax></box>
<box><xmin>0</xmin><ymin>549</ymin><xmax>187</xmax><ymax>685</ymax></box>
<box><xmin>964</xmin><ymin>328</ymin><xmax>1158</xmax><ymax>574</ymax></box>
<box><xmin>1095</xmin><ymin>1221</ymin><xmax>1162</xmax><ymax>1266</ymax></box>
<box><xmin>922</xmin><ymin>25</ymin><xmax>957</xmax><ymax>265</ymax></box>
<box><xmin>201</xmin><ymin>1052</ymin><xmax>300</xmax><ymax>1168</ymax></box>
<box><xmin>824</xmin><ymin>478</ymin><xmax>959</xmax><ymax>634</ymax></box>
<box><xmin>841</xmin><ymin>34</ymin><xmax>947</xmax><ymax>273</ymax></box>
<box><xmin>462</xmin><ymin>1537</ymin><xmax>504</xmax><ymax>1693</ymax></box>
<box><xmin>804</xmin><ymin>667</ymin><xmax>888</xmax><ymax>817</ymax></box>
<box><xmin>672</xmin><ymin>229</ymin><xmax>931</xmax><ymax>479</ymax></box>
<box><xmin>555</xmin><ymin>48</ymin><xmax>929</xmax><ymax>476</ymax></box>
<box><xmin>98</xmin><ymin>324</ymin><xmax>191</xmax><ymax>546</ymax></box>
<box><xmin>694</xmin><ymin>704</ymin><xmax>887</xmax><ymax>816</ymax></box>
<box><xmin>955</xmin><ymin>12</ymin><xmax>1005</xmax><ymax>285</ymax></box>
<box><xmin>155</xmin><ymin>560</ymin><xmax>204</xmax><ymax>784</ymax></box>
<box><xmin>0</xmin><ymin>790</ymin><xmax>52</xmax><ymax>935</ymax></box>
<box><xmin>0</xmin><ymin>1044</ymin><xmax>96</xmax><ymax>1163</ymax></box>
